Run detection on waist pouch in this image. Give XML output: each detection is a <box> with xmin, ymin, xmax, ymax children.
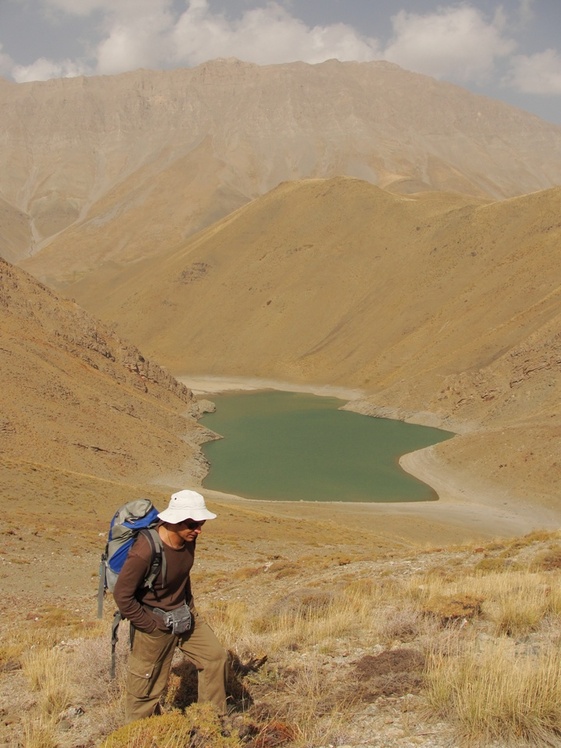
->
<box><xmin>151</xmin><ymin>602</ymin><xmax>192</xmax><ymax>635</ymax></box>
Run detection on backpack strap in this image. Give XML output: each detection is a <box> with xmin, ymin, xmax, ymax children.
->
<box><xmin>110</xmin><ymin>610</ymin><xmax>122</xmax><ymax>679</ymax></box>
<box><xmin>140</xmin><ymin>527</ymin><xmax>166</xmax><ymax>594</ymax></box>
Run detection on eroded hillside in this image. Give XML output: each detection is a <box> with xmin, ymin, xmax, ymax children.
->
<box><xmin>0</xmin><ymin>258</ymin><xmax>211</xmax><ymax>488</ymax></box>
<box><xmin>62</xmin><ymin>177</ymin><xmax>561</xmax><ymax>514</ymax></box>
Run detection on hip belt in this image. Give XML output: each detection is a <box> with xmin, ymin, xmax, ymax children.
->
<box><xmin>148</xmin><ymin>602</ymin><xmax>192</xmax><ymax>635</ymax></box>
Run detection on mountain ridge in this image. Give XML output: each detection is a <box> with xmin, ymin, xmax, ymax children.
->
<box><xmin>3</xmin><ymin>58</ymin><xmax>561</xmax><ymax>284</ymax></box>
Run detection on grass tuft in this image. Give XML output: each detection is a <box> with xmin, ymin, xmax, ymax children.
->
<box><xmin>100</xmin><ymin>703</ymin><xmax>242</xmax><ymax>747</ymax></box>
<box><xmin>22</xmin><ymin>648</ymin><xmax>72</xmax><ymax>717</ymax></box>
<box><xmin>425</xmin><ymin>637</ymin><xmax>561</xmax><ymax>745</ymax></box>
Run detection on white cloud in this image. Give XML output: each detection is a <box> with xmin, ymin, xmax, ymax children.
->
<box><xmin>6</xmin><ymin>0</ymin><xmax>547</xmax><ymax>94</ymax></box>
<box><xmin>0</xmin><ymin>44</ymin><xmax>14</xmax><ymax>78</ymax></box>
<box><xmin>506</xmin><ymin>49</ymin><xmax>561</xmax><ymax>95</ymax></box>
<box><xmin>12</xmin><ymin>57</ymin><xmax>89</xmax><ymax>83</ymax></box>
<box><xmin>383</xmin><ymin>5</ymin><xmax>516</xmax><ymax>83</ymax></box>
<box><xmin>28</xmin><ymin>0</ymin><xmax>379</xmax><ymax>78</ymax></box>
<box><xmin>95</xmin><ymin>2</ymin><xmax>175</xmax><ymax>74</ymax></box>
<box><xmin>171</xmin><ymin>1</ymin><xmax>379</xmax><ymax>66</ymax></box>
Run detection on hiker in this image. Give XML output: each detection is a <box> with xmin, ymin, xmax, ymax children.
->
<box><xmin>113</xmin><ymin>489</ymin><xmax>229</xmax><ymax>723</ymax></box>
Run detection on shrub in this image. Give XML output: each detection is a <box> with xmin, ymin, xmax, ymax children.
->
<box><xmin>100</xmin><ymin>704</ymin><xmax>242</xmax><ymax>747</ymax></box>
<box><xmin>474</xmin><ymin>557</ymin><xmax>521</xmax><ymax>574</ymax></box>
<box><xmin>531</xmin><ymin>547</ymin><xmax>561</xmax><ymax>571</ymax></box>
<box><xmin>421</xmin><ymin>594</ymin><xmax>483</xmax><ymax>625</ymax></box>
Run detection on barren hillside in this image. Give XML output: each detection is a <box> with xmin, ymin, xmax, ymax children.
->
<box><xmin>62</xmin><ymin>177</ymin><xmax>561</xmax><ymax>514</ymax></box>
<box><xmin>2</xmin><ymin>59</ymin><xmax>561</xmax><ymax>284</ymax></box>
<box><xmin>0</xmin><ymin>258</ymin><xmax>211</xmax><ymax>489</ymax></box>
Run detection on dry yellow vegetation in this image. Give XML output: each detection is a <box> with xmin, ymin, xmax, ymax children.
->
<box><xmin>59</xmin><ymin>178</ymin><xmax>561</xmax><ymax>520</ymax></box>
<box><xmin>3</xmin><ymin>516</ymin><xmax>561</xmax><ymax>748</ymax></box>
<box><xmin>3</xmin><ymin>62</ymin><xmax>561</xmax><ymax>746</ymax></box>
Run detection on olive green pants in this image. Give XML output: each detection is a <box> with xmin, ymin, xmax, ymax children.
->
<box><xmin>125</xmin><ymin>613</ymin><xmax>228</xmax><ymax>723</ymax></box>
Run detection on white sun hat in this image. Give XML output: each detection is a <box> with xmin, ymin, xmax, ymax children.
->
<box><xmin>157</xmin><ymin>490</ymin><xmax>217</xmax><ymax>524</ymax></box>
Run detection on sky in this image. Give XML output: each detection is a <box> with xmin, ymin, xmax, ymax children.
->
<box><xmin>0</xmin><ymin>0</ymin><xmax>560</xmax><ymax>124</ymax></box>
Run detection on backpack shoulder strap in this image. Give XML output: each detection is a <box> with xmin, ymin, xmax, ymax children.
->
<box><xmin>139</xmin><ymin>527</ymin><xmax>166</xmax><ymax>591</ymax></box>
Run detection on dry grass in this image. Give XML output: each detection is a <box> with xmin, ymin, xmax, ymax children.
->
<box><xmin>23</xmin><ymin>648</ymin><xmax>73</xmax><ymax>717</ymax></box>
<box><xmin>114</xmin><ymin>552</ymin><xmax>561</xmax><ymax>748</ymax></box>
<box><xmin>203</xmin><ymin>554</ymin><xmax>561</xmax><ymax>746</ymax></box>
<box><xmin>425</xmin><ymin>637</ymin><xmax>561</xmax><ymax>746</ymax></box>
<box><xmin>5</xmin><ymin>531</ymin><xmax>561</xmax><ymax>747</ymax></box>
<box><xmin>0</xmin><ymin>606</ymin><xmax>106</xmax><ymax>665</ymax></box>
<box><xmin>479</xmin><ymin>573</ymin><xmax>559</xmax><ymax>636</ymax></box>
<box><xmin>20</xmin><ymin>715</ymin><xmax>59</xmax><ymax>748</ymax></box>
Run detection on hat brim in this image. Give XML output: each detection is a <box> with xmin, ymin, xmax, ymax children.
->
<box><xmin>157</xmin><ymin>507</ymin><xmax>217</xmax><ymax>523</ymax></box>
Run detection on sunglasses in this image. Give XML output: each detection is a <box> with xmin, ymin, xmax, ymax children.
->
<box><xmin>177</xmin><ymin>519</ymin><xmax>206</xmax><ymax>530</ymax></box>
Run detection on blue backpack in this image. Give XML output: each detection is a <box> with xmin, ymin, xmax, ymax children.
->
<box><xmin>97</xmin><ymin>498</ymin><xmax>166</xmax><ymax>676</ymax></box>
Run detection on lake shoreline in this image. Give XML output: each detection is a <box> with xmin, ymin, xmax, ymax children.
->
<box><xmin>181</xmin><ymin>374</ymin><xmax>365</xmax><ymax>401</ymax></box>
<box><xmin>179</xmin><ymin>375</ymin><xmax>561</xmax><ymax>543</ymax></box>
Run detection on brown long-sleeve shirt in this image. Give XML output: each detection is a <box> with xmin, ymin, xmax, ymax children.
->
<box><xmin>113</xmin><ymin>531</ymin><xmax>195</xmax><ymax>633</ymax></box>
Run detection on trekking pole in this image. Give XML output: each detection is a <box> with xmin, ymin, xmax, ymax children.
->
<box><xmin>97</xmin><ymin>553</ymin><xmax>107</xmax><ymax>619</ymax></box>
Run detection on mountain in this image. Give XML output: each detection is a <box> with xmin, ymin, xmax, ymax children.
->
<box><xmin>0</xmin><ymin>196</ymin><xmax>32</xmax><ymax>264</ymax></box>
<box><xmin>1</xmin><ymin>59</ymin><xmax>560</xmax><ymax>284</ymax></box>
<box><xmin>0</xmin><ymin>257</ymin><xmax>210</xmax><ymax>490</ymax></box>
<box><xmin>63</xmin><ymin>177</ymin><xmax>561</xmax><ymax>512</ymax></box>
<box><xmin>4</xmin><ymin>60</ymin><xmax>561</xmax><ymax>748</ymax></box>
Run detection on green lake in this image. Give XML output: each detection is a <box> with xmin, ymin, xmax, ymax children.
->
<box><xmin>200</xmin><ymin>391</ymin><xmax>454</xmax><ymax>503</ymax></box>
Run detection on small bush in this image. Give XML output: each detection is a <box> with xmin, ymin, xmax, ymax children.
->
<box><xmin>267</xmin><ymin>560</ymin><xmax>300</xmax><ymax>579</ymax></box>
<box><xmin>531</xmin><ymin>548</ymin><xmax>561</xmax><ymax>571</ymax></box>
<box><xmin>421</xmin><ymin>594</ymin><xmax>483</xmax><ymax>625</ymax></box>
<box><xmin>100</xmin><ymin>703</ymin><xmax>242</xmax><ymax>747</ymax></box>
<box><xmin>354</xmin><ymin>648</ymin><xmax>425</xmax><ymax>699</ymax></box>
<box><xmin>233</xmin><ymin>566</ymin><xmax>262</xmax><ymax>580</ymax></box>
<box><xmin>255</xmin><ymin>589</ymin><xmax>336</xmax><ymax>633</ymax></box>
<box><xmin>474</xmin><ymin>557</ymin><xmax>521</xmax><ymax>574</ymax></box>
<box><xmin>376</xmin><ymin>605</ymin><xmax>424</xmax><ymax>643</ymax></box>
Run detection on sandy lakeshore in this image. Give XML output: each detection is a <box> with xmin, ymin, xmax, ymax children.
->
<box><xmin>179</xmin><ymin>376</ymin><xmax>561</xmax><ymax>545</ymax></box>
<box><xmin>183</xmin><ymin>375</ymin><xmax>366</xmax><ymax>401</ymax></box>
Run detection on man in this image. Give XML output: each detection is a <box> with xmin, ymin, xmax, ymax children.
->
<box><xmin>113</xmin><ymin>489</ymin><xmax>228</xmax><ymax>723</ymax></box>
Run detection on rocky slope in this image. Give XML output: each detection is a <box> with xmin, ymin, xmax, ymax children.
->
<box><xmin>0</xmin><ymin>257</ymin><xmax>211</xmax><ymax>487</ymax></box>
<box><xmin>2</xmin><ymin>59</ymin><xmax>561</xmax><ymax>283</ymax></box>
